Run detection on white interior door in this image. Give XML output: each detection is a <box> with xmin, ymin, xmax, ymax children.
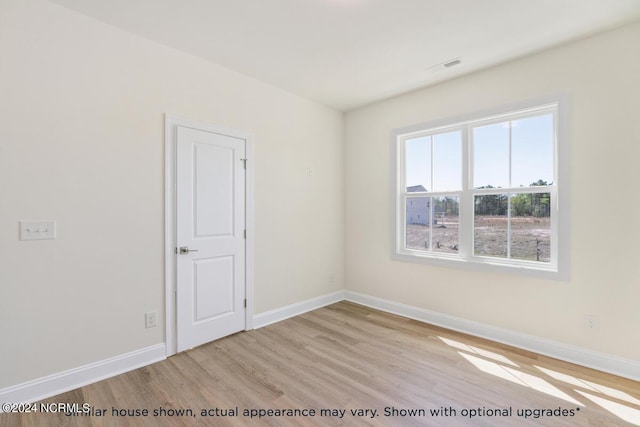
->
<box><xmin>176</xmin><ymin>125</ymin><xmax>246</xmax><ymax>352</ymax></box>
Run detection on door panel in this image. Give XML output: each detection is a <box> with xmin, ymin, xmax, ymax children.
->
<box><xmin>176</xmin><ymin>125</ymin><xmax>245</xmax><ymax>352</ymax></box>
<box><xmin>194</xmin><ymin>143</ymin><xmax>234</xmax><ymax>237</ymax></box>
<box><xmin>194</xmin><ymin>256</ymin><xmax>234</xmax><ymax>321</ymax></box>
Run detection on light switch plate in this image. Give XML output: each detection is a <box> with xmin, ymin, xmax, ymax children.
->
<box><xmin>19</xmin><ymin>221</ymin><xmax>56</xmax><ymax>240</ymax></box>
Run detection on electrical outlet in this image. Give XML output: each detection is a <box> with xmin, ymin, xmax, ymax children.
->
<box><xmin>145</xmin><ymin>311</ymin><xmax>157</xmax><ymax>328</ymax></box>
<box><xmin>584</xmin><ymin>314</ymin><xmax>599</xmax><ymax>330</ymax></box>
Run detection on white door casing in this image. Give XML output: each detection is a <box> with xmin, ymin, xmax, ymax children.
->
<box><xmin>165</xmin><ymin>116</ymin><xmax>253</xmax><ymax>356</ymax></box>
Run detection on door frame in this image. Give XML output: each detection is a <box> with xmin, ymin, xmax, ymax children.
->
<box><xmin>164</xmin><ymin>114</ymin><xmax>254</xmax><ymax>357</ymax></box>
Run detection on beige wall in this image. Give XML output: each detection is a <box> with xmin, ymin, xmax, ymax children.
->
<box><xmin>345</xmin><ymin>21</ymin><xmax>640</xmax><ymax>361</ymax></box>
<box><xmin>2</xmin><ymin>0</ymin><xmax>638</xmax><ymax>393</ymax></box>
<box><xmin>0</xmin><ymin>0</ymin><xmax>344</xmax><ymax>388</ymax></box>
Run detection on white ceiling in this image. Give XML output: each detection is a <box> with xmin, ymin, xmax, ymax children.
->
<box><xmin>52</xmin><ymin>0</ymin><xmax>640</xmax><ymax>111</ymax></box>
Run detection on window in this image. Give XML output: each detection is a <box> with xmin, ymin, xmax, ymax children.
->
<box><xmin>392</xmin><ymin>97</ymin><xmax>568</xmax><ymax>279</ymax></box>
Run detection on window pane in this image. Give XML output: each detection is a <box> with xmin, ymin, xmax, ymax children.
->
<box><xmin>405</xmin><ymin>136</ymin><xmax>430</xmax><ymax>192</ymax></box>
<box><xmin>510</xmin><ymin>192</ymin><xmax>551</xmax><ymax>262</ymax></box>
<box><xmin>512</xmin><ymin>114</ymin><xmax>554</xmax><ymax>187</ymax></box>
<box><xmin>405</xmin><ymin>197</ymin><xmax>430</xmax><ymax>251</ymax></box>
<box><xmin>432</xmin><ymin>196</ymin><xmax>459</xmax><ymax>254</ymax></box>
<box><xmin>474</xmin><ymin>194</ymin><xmax>508</xmax><ymax>258</ymax></box>
<box><xmin>473</xmin><ymin>122</ymin><xmax>509</xmax><ymax>189</ymax></box>
<box><xmin>433</xmin><ymin>131</ymin><xmax>462</xmax><ymax>191</ymax></box>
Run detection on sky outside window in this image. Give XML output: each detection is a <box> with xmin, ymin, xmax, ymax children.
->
<box><xmin>511</xmin><ymin>114</ymin><xmax>554</xmax><ymax>186</ymax></box>
<box><xmin>433</xmin><ymin>131</ymin><xmax>462</xmax><ymax>191</ymax></box>
<box><xmin>406</xmin><ymin>113</ymin><xmax>554</xmax><ymax>190</ymax></box>
<box><xmin>405</xmin><ymin>132</ymin><xmax>461</xmax><ymax>191</ymax></box>
<box><xmin>473</xmin><ymin>122</ymin><xmax>509</xmax><ymax>188</ymax></box>
<box><xmin>405</xmin><ymin>136</ymin><xmax>430</xmax><ymax>190</ymax></box>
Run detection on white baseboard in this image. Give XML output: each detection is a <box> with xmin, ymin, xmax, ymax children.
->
<box><xmin>1</xmin><ymin>289</ymin><xmax>345</xmax><ymax>408</ymax></box>
<box><xmin>253</xmin><ymin>290</ymin><xmax>346</xmax><ymax>329</ymax></box>
<box><xmin>3</xmin><ymin>290</ymin><xmax>637</xmax><ymax>409</ymax></box>
<box><xmin>0</xmin><ymin>344</ymin><xmax>166</xmax><ymax>408</ymax></box>
<box><xmin>345</xmin><ymin>291</ymin><xmax>640</xmax><ymax>382</ymax></box>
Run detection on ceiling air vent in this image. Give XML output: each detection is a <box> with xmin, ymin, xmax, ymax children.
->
<box><xmin>444</xmin><ymin>58</ymin><xmax>461</xmax><ymax>68</ymax></box>
<box><xmin>424</xmin><ymin>57</ymin><xmax>462</xmax><ymax>74</ymax></box>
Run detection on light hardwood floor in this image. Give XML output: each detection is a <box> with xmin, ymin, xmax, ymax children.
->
<box><xmin>2</xmin><ymin>301</ymin><xmax>639</xmax><ymax>426</ymax></box>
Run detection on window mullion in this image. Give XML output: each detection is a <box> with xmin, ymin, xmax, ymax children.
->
<box><xmin>507</xmin><ymin>122</ymin><xmax>513</xmax><ymax>259</ymax></box>
<box><xmin>398</xmin><ymin>140</ymin><xmax>407</xmax><ymax>254</ymax></box>
<box><xmin>507</xmin><ymin>193</ymin><xmax>512</xmax><ymax>259</ymax></box>
<box><xmin>508</xmin><ymin>120</ymin><xmax>513</xmax><ymax>187</ymax></box>
<box><xmin>460</xmin><ymin>125</ymin><xmax>472</xmax><ymax>258</ymax></box>
<box><xmin>429</xmin><ymin>196</ymin><xmax>433</xmax><ymax>252</ymax></box>
<box><xmin>429</xmin><ymin>136</ymin><xmax>434</xmax><ymax>251</ymax></box>
<box><xmin>400</xmin><ymin>193</ymin><xmax>407</xmax><ymax>252</ymax></box>
<box><xmin>429</xmin><ymin>135</ymin><xmax>434</xmax><ymax>192</ymax></box>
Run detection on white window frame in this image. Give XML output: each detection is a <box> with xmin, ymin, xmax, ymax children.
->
<box><xmin>391</xmin><ymin>95</ymin><xmax>570</xmax><ymax>280</ymax></box>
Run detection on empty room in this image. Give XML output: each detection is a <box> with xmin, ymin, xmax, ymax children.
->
<box><xmin>1</xmin><ymin>0</ymin><xmax>639</xmax><ymax>426</ymax></box>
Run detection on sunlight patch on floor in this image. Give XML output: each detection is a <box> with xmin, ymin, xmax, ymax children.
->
<box><xmin>458</xmin><ymin>352</ymin><xmax>582</xmax><ymax>406</ymax></box>
<box><xmin>535</xmin><ymin>366</ymin><xmax>640</xmax><ymax>406</ymax></box>
<box><xmin>458</xmin><ymin>352</ymin><xmax>527</xmax><ymax>386</ymax></box>
<box><xmin>575</xmin><ymin>390</ymin><xmax>640</xmax><ymax>426</ymax></box>
<box><xmin>439</xmin><ymin>337</ymin><xmax>519</xmax><ymax>367</ymax></box>
<box><xmin>441</xmin><ymin>334</ymin><xmax>640</xmax><ymax>426</ymax></box>
<box><xmin>582</xmin><ymin>380</ymin><xmax>640</xmax><ymax>406</ymax></box>
<box><xmin>535</xmin><ymin>366</ymin><xmax>599</xmax><ymax>391</ymax></box>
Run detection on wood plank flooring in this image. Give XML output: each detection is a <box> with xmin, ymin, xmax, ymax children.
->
<box><xmin>2</xmin><ymin>301</ymin><xmax>639</xmax><ymax>426</ymax></box>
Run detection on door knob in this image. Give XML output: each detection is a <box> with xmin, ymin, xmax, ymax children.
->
<box><xmin>179</xmin><ymin>246</ymin><xmax>199</xmax><ymax>254</ymax></box>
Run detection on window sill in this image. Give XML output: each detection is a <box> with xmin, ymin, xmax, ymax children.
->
<box><xmin>392</xmin><ymin>250</ymin><xmax>567</xmax><ymax>281</ymax></box>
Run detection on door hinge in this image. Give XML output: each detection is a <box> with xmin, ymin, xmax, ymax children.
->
<box><xmin>243</xmin><ymin>229</ymin><xmax>246</xmax><ymax>239</ymax></box>
<box><xmin>240</xmin><ymin>158</ymin><xmax>247</xmax><ymax>169</ymax></box>
<box><xmin>174</xmin><ymin>247</ymin><xmax>178</xmax><ymax>254</ymax></box>
<box><xmin>244</xmin><ymin>298</ymin><xmax>247</xmax><ymax>308</ymax></box>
